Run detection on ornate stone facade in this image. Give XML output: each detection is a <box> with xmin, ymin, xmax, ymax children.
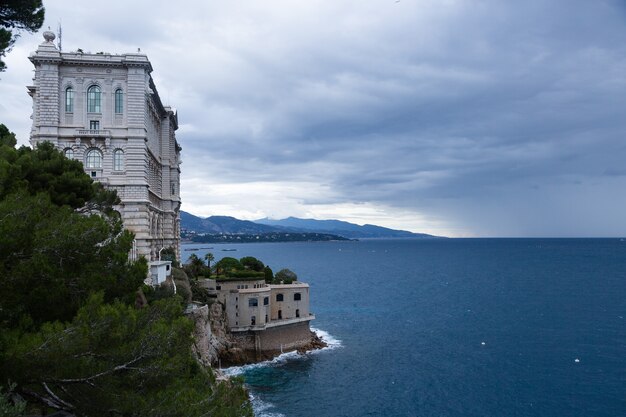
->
<box><xmin>28</xmin><ymin>32</ymin><xmax>181</xmax><ymax>261</ymax></box>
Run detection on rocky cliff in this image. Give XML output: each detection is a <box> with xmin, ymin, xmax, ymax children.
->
<box><xmin>189</xmin><ymin>301</ymin><xmax>326</xmax><ymax>367</ymax></box>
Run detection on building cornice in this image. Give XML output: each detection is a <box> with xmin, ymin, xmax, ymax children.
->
<box><xmin>29</xmin><ymin>51</ymin><xmax>153</xmax><ymax>72</ymax></box>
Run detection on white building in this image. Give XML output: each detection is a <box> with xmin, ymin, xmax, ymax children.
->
<box><xmin>28</xmin><ymin>31</ymin><xmax>181</xmax><ymax>261</ymax></box>
<box><xmin>215</xmin><ymin>278</ymin><xmax>314</xmax><ymax>332</ymax></box>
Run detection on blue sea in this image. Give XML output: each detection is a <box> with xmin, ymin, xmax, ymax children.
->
<box><xmin>182</xmin><ymin>239</ymin><xmax>626</xmax><ymax>417</ymax></box>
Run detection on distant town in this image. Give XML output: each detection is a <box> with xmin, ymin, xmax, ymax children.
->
<box><xmin>181</xmin><ymin>211</ymin><xmax>438</xmax><ymax>242</ymax></box>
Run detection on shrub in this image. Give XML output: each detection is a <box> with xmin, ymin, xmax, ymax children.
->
<box><xmin>240</xmin><ymin>256</ymin><xmax>265</xmax><ymax>272</ymax></box>
<box><xmin>274</xmin><ymin>268</ymin><xmax>297</xmax><ymax>284</ymax></box>
<box><xmin>160</xmin><ymin>246</ymin><xmax>180</xmax><ymax>267</ymax></box>
<box><xmin>169</xmin><ymin>268</ymin><xmax>191</xmax><ymax>304</ymax></box>
<box><xmin>264</xmin><ymin>266</ymin><xmax>274</xmax><ymax>284</ymax></box>
<box><xmin>215</xmin><ymin>257</ymin><xmax>243</xmax><ymax>276</ymax></box>
<box><xmin>226</xmin><ymin>270</ymin><xmax>265</xmax><ymax>279</ymax></box>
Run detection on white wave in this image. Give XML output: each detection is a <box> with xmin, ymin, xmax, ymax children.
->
<box><xmin>222</xmin><ymin>350</ymin><xmax>302</xmax><ymax>377</ymax></box>
<box><xmin>311</xmin><ymin>327</ymin><xmax>343</xmax><ymax>350</ymax></box>
<box><xmin>221</xmin><ymin>329</ymin><xmax>342</xmax><ymax>416</ymax></box>
<box><xmin>222</xmin><ymin>328</ymin><xmax>342</xmax><ymax>377</ymax></box>
<box><xmin>250</xmin><ymin>393</ymin><xmax>285</xmax><ymax>417</ymax></box>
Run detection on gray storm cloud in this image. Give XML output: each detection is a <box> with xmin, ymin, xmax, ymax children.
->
<box><xmin>1</xmin><ymin>0</ymin><xmax>625</xmax><ymax>236</ymax></box>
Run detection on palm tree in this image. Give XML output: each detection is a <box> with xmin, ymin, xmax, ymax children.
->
<box><xmin>204</xmin><ymin>252</ymin><xmax>215</xmax><ymax>276</ymax></box>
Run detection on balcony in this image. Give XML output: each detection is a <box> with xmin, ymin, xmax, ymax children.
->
<box><xmin>76</xmin><ymin>129</ymin><xmax>111</xmax><ymax>137</ymax></box>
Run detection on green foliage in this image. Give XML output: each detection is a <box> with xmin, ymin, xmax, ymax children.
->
<box><xmin>0</xmin><ymin>0</ymin><xmax>45</xmax><ymax>71</ymax></box>
<box><xmin>240</xmin><ymin>256</ymin><xmax>265</xmax><ymax>272</ymax></box>
<box><xmin>183</xmin><ymin>253</ymin><xmax>210</xmax><ymax>279</ymax></box>
<box><xmin>142</xmin><ymin>282</ymin><xmax>175</xmax><ymax>304</ymax></box>
<box><xmin>215</xmin><ymin>257</ymin><xmax>243</xmax><ymax>276</ymax></box>
<box><xmin>189</xmin><ymin>279</ymin><xmax>213</xmax><ymax>305</ymax></box>
<box><xmin>160</xmin><ymin>246</ymin><xmax>179</xmax><ymax>267</ymax></box>
<box><xmin>0</xmin><ymin>124</ymin><xmax>16</xmax><ymax>147</ymax></box>
<box><xmin>1</xmin><ymin>294</ymin><xmax>253</xmax><ymax>416</ymax></box>
<box><xmin>0</xmin><ymin>137</ymin><xmax>145</xmax><ymax>327</ymax></box>
<box><xmin>227</xmin><ymin>270</ymin><xmax>265</xmax><ymax>279</ymax></box>
<box><xmin>274</xmin><ymin>268</ymin><xmax>298</xmax><ymax>284</ymax></box>
<box><xmin>204</xmin><ymin>252</ymin><xmax>215</xmax><ymax>269</ymax></box>
<box><xmin>0</xmin><ymin>383</ymin><xmax>26</xmax><ymax>417</ymax></box>
<box><xmin>172</xmin><ymin>268</ymin><xmax>192</xmax><ymax>304</ymax></box>
<box><xmin>264</xmin><ymin>266</ymin><xmax>274</xmax><ymax>284</ymax></box>
<box><xmin>0</xmin><ymin>134</ymin><xmax>252</xmax><ymax>414</ymax></box>
<box><xmin>0</xmin><ymin>141</ymin><xmax>97</xmax><ymax>209</ymax></box>
<box><xmin>0</xmin><ymin>190</ymin><xmax>146</xmax><ymax>327</ymax></box>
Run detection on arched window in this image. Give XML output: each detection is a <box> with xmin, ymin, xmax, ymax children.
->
<box><xmin>85</xmin><ymin>149</ymin><xmax>102</xmax><ymax>169</ymax></box>
<box><xmin>64</xmin><ymin>148</ymin><xmax>73</xmax><ymax>159</ymax></box>
<box><xmin>113</xmin><ymin>149</ymin><xmax>124</xmax><ymax>171</ymax></box>
<box><xmin>294</xmin><ymin>293</ymin><xmax>301</xmax><ymax>301</ymax></box>
<box><xmin>114</xmin><ymin>88</ymin><xmax>123</xmax><ymax>114</ymax></box>
<box><xmin>65</xmin><ymin>87</ymin><xmax>74</xmax><ymax>112</ymax></box>
<box><xmin>87</xmin><ymin>85</ymin><xmax>101</xmax><ymax>113</ymax></box>
<box><xmin>276</xmin><ymin>293</ymin><xmax>284</xmax><ymax>302</ymax></box>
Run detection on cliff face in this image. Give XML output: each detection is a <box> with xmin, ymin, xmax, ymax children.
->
<box><xmin>190</xmin><ymin>301</ymin><xmax>327</xmax><ymax>367</ymax></box>
<box><xmin>188</xmin><ymin>302</ymin><xmax>234</xmax><ymax>366</ymax></box>
<box><xmin>188</xmin><ymin>304</ymin><xmax>214</xmax><ymax>366</ymax></box>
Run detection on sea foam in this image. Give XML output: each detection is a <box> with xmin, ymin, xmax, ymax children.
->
<box><xmin>311</xmin><ymin>327</ymin><xmax>343</xmax><ymax>351</ymax></box>
<box><xmin>222</xmin><ymin>328</ymin><xmax>342</xmax><ymax>416</ymax></box>
<box><xmin>249</xmin><ymin>393</ymin><xmax>286</xmax><ymax>417</ymax></box>
<box><xmin>222</xmin><ymin>327</ymin><xmax>342</xmax><ymax>377</ymax></box>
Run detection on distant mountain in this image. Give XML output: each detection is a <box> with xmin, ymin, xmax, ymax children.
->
<box><xmin>255</xmin><ymin>217</ymin><xmax>435</xmax><ymax>239</ymax></box>
<box><xmin>181</xmin><ymin>211</ymin><xmax>438</xmax><ymax>239</ymax></box>
<box><xmin>180</xmin><ymin>212</ymin><xmax>279</xmax><ymax>234</ymax></box>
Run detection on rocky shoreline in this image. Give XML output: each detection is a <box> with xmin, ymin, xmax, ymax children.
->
<box><xmin>189</xmin><ymin>302</ymin><xmax>327</xmax><ymax>368</ymax></box>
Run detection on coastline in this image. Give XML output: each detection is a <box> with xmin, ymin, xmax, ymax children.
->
<box><xmin>190</xmin><ymin>301</ymin><xmax>329</xmax><ymax>368</ymax></box>
<box><xmin>222</xmin><ymin>327</ymin><xmax>341</xmax><ymax>376</ymax></box>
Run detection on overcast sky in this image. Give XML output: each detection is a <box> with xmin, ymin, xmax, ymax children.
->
<box><xmin>1</xmin><ymin>0</ymin><xmax>625</xmax><ymax>237</ymax></box>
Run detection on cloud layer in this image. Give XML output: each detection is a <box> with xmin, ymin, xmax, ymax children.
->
<box><xmin>2</xmin><ymin>0</ymin><xmax>626</xmax><ymax>236</ymax></box>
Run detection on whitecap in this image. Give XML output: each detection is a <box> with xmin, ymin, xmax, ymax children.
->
<box><xmin>311</xmin><ymin>327</ymin><xmax>343</xmax><ymax>351</ymax></box>
<box><xmin>250</xmin><ymin>393</ymin><xmax>285</xmax><ymax>417</ymax></box>
<box><xmin>222</xmin><ymin>350</ymin><xmax>302</xmax><ymax>377</ymax></box>
<box><xmin>221</xmin><ymin>328</ymin><xmax>342</xmax><ymax>416</ymax></box>
<box><xmin>222</xmin><ymin>328</ymin><xmax>342</xmax><ymax>377</ymax></box>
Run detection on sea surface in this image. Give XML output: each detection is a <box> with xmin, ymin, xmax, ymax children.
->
<box><xmin>182</xmin><ymin>238</ymin><xmax>626</xmax><ymax>417</ymax></box>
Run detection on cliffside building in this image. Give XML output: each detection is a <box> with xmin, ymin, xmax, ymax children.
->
<box><xmin>28</xmin><ymin>31</ymin><xmax>181</xmax><ymax>261</ymax></box>
<box><xmin>213</xmin><ymin>278</ymin><xmax>315</xmax><ymax>357</ymax></box>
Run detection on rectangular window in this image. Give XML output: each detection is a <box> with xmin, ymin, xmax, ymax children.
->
<box><xmin>90</xmin><ymin>120</ymin><xmax>100</xmax><ymax>131</ymax></box>
<box><xmin>113</xmin><ymin>150</ymin><xmax>124</xmax><ymax>171</ymax></box>
<box><xmin>263</xmin><ymin>297</ymin><xmax>269</xmax><ymax>306</ymax></box>
<box><xmin>248</xmin><ymin>298</ymin><xmax>258</xmax><ymax>307</ymax></box>
<box><xmin>294</xmin><ymin>293</ymin><xmax>302</xmax><ymax>301</ymax></box>
<box><xmin>115</xmin><ymin>89</ymin><xmax>123</xmax><ymax>114</ymax></box>
<box><xmin>65</xmin><ymin>88</ymin><xmax>74</xmax><ymax>112</ymax></box>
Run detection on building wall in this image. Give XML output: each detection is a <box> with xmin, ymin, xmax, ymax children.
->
<box><xmin>217</xmin><ymin>279</ymin><xmax>312</xmax><ymax>331</ymax></box>
<box><xmin>28</xmin><ymin>33</ymin><xmax>181</xmax><ymax>261</ymax></box>
<box><xmin>229</xmin><ymin>321</ymin><xmax>313</xmax><ymax>358</ymax></box>
<box><xmin>270</xmin><ymin>283</ymin><xmax>310</xmax><ymax>321</ymax></box>
<box><xmin>222</xmin><ymin>281</ymin><xmax>271</xmax><ymax>329</ymax></box>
